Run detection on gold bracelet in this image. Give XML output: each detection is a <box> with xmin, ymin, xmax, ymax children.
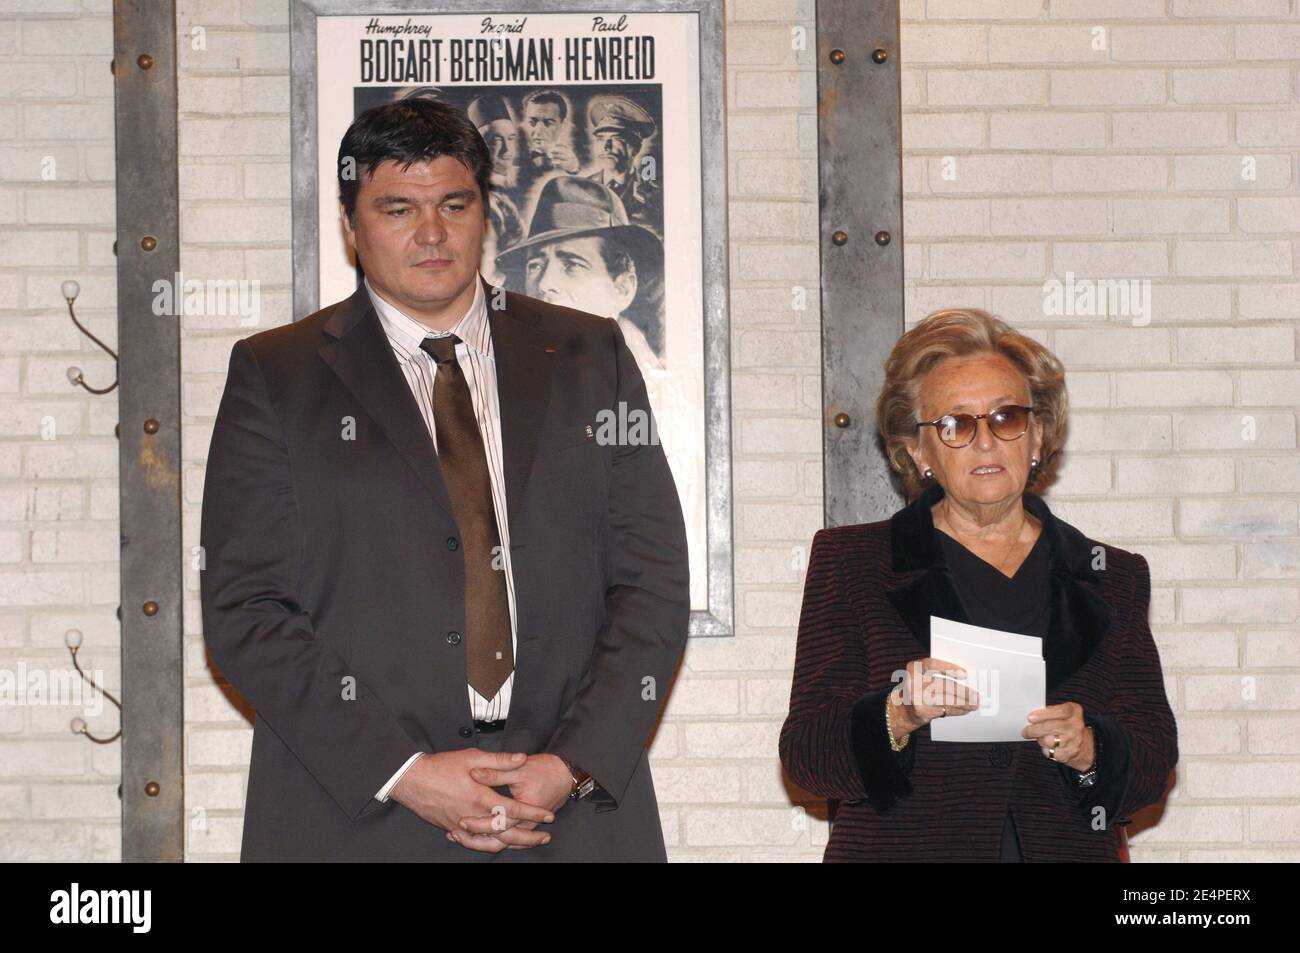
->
<box><xmin>885</xmin><ymin>695</ymin><xmax>909</xmax><ymax>752</ymax></box>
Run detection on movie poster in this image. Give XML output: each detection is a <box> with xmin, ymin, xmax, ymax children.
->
<box><xmin>314</xmin><ymin>11</ymin><xmax>708</xmax><ymax>610</ymax></box>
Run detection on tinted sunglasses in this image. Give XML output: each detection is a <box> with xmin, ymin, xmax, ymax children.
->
<box><xmin>914</xmin><ymin>404</ymin><xmax>1036</xmax><ymax>449</ymax></box>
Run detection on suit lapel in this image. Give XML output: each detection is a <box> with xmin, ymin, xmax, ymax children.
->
<box><xmin>317</xmin><ymin>283</ymin><xmax>455</xmax><ymax>520</ymax></box>
<box><xmin>484</xmin><ymin>277</ymin><xmax>552</xmax><ymax>530</ymax></box>
<box><xmin>317</xmin><ymin>277</ymin><xmax>558</xmax><ymax>529</ymax></box>
<box><xmin>884</xmin><ymin>482</ymin><xmax>1113</xmax><ymax>691</ymax></box>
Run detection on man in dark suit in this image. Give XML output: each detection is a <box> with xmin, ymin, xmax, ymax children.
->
<box><xmin>199</xmin><ymin>98</ymin><xmax>689</xmax><ymax>861</ymax></box>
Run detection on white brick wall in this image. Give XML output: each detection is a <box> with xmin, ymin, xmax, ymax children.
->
<box><xmin>0</xmin><ymin>0</ymin><xmax>120</xmax><ymax>862</ymax></box>
<box><xmin>3</xmin><ymin>0</ymin><xmax>1296</xmax><ymax>863</ymax></box>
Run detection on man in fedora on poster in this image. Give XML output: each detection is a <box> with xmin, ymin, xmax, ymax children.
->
<box><xmin>200</xmin><ymin>97</ymin><xmax>689</xmax><ymax>861</ymax></box>
<box><xmin>497</xmin><ymin>174</ymin><xmax>666</xmax><ymax>368</ymax></box>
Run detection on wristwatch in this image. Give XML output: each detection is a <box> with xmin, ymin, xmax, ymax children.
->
<box><xmin>558</xmin><ymin>756</ymin><xmax>597</xmax><ymax>800</ymax></box>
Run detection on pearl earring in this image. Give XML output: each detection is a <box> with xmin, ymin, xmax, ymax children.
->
<box><xmin>923</xmin><ymin>466</ymin><xmax>933</xmax><ymax>479</ymax></box>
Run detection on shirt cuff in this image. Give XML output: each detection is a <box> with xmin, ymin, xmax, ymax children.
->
<box><xmin>376</xmin><ymin>751</ymin><xmax>426</xmax><ymax>803</ymax></box>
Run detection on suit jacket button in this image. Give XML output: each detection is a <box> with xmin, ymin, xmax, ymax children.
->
<box><xmin>446</xmin><ymin>631</ymin><xmax>461</xmax><ymax>645</ymax></box>
<box><xmin>446</xmin><ymin>536</ymin><xmax>459</xmax><ymax>551</ymax></box>
<box><xmin>990</xmin><ymin>744</ymin><xmax>1013</xmax><ymax>768</ymax></box>
<box><xmin>458</xmin><ymin>726</ymin><xmax>473</xmax><ymax>739</ymax></box>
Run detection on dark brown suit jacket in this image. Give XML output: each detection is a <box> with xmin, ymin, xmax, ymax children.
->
<box><xmin>779</xmin><ymin>482</ymin><xmax>1178</xmax><ymax>862</ymax></box>
<box><xmin>199</xmin><ymin>276</ymin><xmax>689</xmax><ymax>861</ymax></box>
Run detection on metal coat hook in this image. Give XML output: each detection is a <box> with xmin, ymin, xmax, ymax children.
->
<box><xmin>62</xmin><ymin>280</ymin><xmax>119</xmax><ymax>395</ymax></box>
<box><xmin>65</xmin><ymin>628</ymin><xmax>123</xmax><ymax>745</ymax></box>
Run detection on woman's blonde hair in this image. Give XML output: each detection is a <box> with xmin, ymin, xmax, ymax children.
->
<box><xmin>876</xmin><ymin>308</ymin><xmax>1068</xmax><ymax>500</ymax></box>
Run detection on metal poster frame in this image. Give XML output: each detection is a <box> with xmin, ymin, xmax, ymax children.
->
<box><xmin>289</xmin><ymin>0</ymin><xmax>734</xmax><ymax>636</ymax></box>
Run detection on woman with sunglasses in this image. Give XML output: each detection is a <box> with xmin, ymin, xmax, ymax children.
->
<box><xmin>779</xmin><ymin>308</ymin><xmax>1177</xmax><ymax>862</ymax></box>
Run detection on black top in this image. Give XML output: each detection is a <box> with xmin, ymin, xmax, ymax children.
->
<box><xmin>936</xmin><ymin>523</ymin><xmax>1051</xmax><ymax>862</ymax></box>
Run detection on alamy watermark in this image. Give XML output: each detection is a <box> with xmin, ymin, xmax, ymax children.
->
<box><xmin>0</xmin><ymin>663</ymin><xmax>105</xmax><ymax>716</ymax></box>
<box><xmin>1042</xmin><ymin>271</ymin><xmax>1150</xmax><ymax>326</ymax></box>
<box><xmin>151</xmin><ymin>271</ymin><xmax>261</xmax><ymax>326</ymax></box>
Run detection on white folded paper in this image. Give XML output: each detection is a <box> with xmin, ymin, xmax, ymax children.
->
<box><xmin>926</xmin><ymin>615</ymin><xmax>1046</xmax><ymax>743</ymax></box>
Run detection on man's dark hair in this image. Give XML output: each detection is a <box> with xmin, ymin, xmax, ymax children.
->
<box><xmin>591</xmin><ymin>232</ymin><xmax>635</xmax><ymax>283</ymax></box>
<box><xmin>591</xmin><ymin>233</ymin><xmax>664</xmax><ymax>357</ymax></box>
<box><xmin>337</xmin><ymin>98</ymin><xmax>492</xmax><ymax>225</ymax></box>
<box><xmin>522</xmin><ymin>89</ymin><xmax>568</xmax><ymax>123</ymax></box>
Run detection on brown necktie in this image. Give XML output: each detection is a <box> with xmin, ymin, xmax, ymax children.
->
<box><xmin>419</xmin><ymin>334</ymin><xmax>513</xmax><ymax>699</ymax></box>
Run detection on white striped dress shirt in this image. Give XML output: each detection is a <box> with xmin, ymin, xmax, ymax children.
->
<box><xmin>365</xmin><ymin>273</ymin><xmax>520</xmax><ymax>802</ymax></box>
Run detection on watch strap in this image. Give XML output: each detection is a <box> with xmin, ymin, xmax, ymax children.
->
<box><xmin>559</xmin><ymin>756</ymin><xmax>596</xmax><ymax>800</ymax></box>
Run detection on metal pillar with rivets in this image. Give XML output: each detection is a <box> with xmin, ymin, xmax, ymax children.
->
<box><xmin>114</xmin><ymin>0</ymin><xmax>184</xmax><ymax>862</ymax></box>
<box><xmin>817</xmin><ymin>0</ymin><xmax>906</xmax><ymax>527</ymax></box>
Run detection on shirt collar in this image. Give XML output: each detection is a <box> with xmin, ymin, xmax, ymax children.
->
<box><xmin>365</xmin><ymin>273</ymin><xmax>491</xmax><ymax>363</ymax></box>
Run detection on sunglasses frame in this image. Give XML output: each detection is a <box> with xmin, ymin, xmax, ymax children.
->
<box><xmin>914</xmin><ymin>404</ymin><xmax>1037</xmax><ymax>449</ymax></box>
